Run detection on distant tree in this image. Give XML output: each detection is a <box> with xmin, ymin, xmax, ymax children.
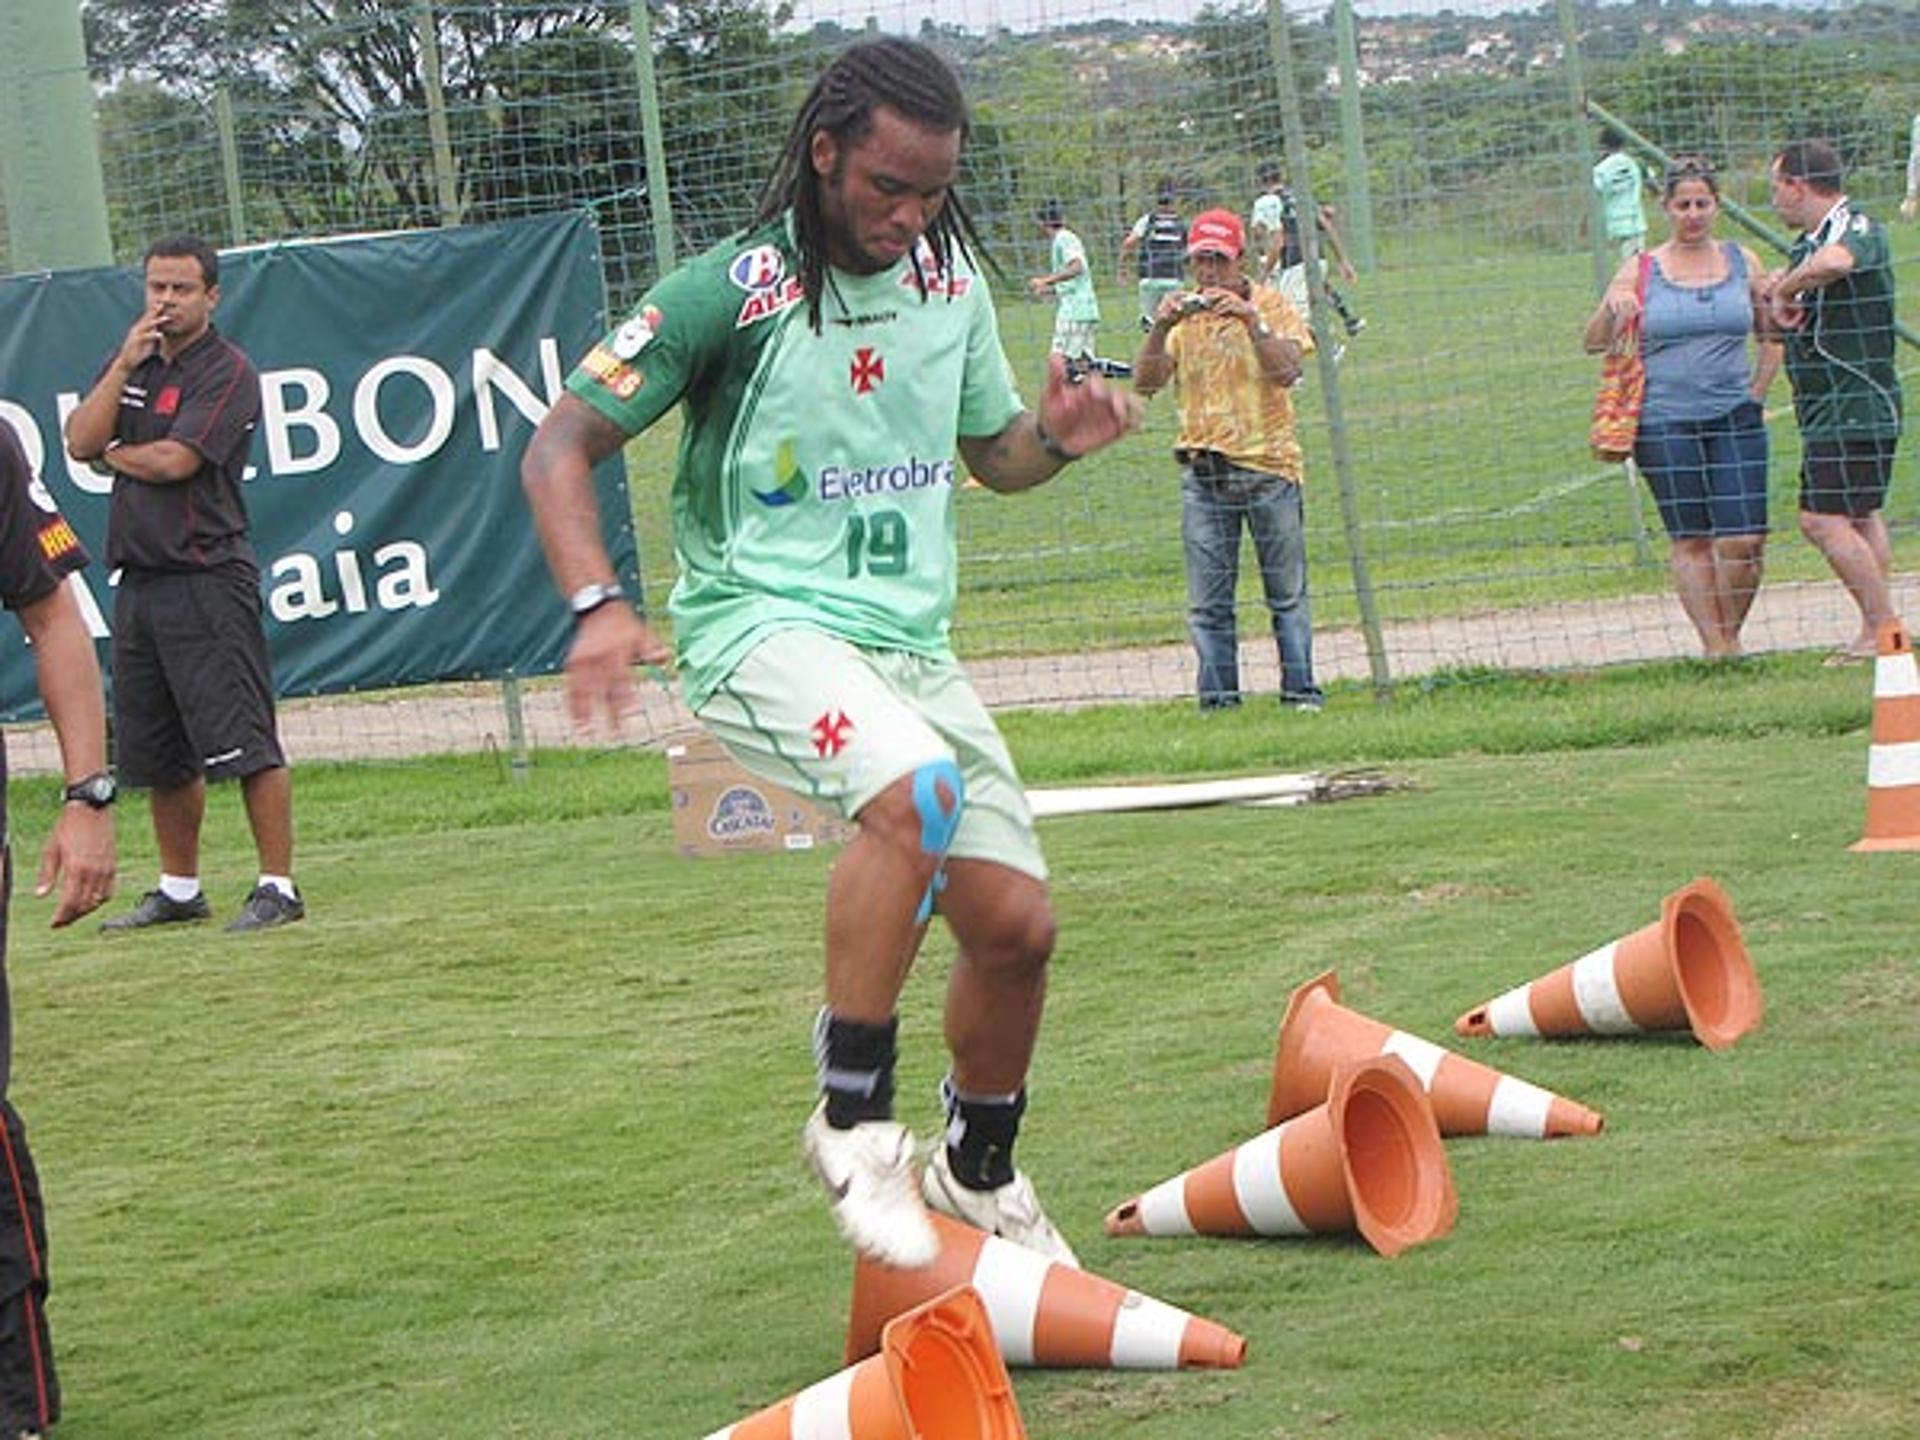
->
<box><xmin>81</xmin><ymin>0</ymin><xmax>797</xmax><ymax>260</ymax></box>
<box><xmin>93</xmin><ymin>81</ymin><xmax>231</xmax><ymax>250</ymax></box>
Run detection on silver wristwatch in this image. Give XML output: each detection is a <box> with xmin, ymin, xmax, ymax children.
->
<box><xmin>64</xmin><ymin>771</ymin><xmax>118</xmax><ymax>809</ymax></box>
<box><xmin>567</xmin><ymin>580</ymin><xmax>626</xmax><ymax>620</ymax></box>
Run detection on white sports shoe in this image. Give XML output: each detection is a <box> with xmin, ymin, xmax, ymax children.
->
<box><xmin>923</xmin><ymin>1144</ymin><xmax>1081</xmax><ymax>1268</ymax></box>
<box><xmin>801</xmin><ymin>1104</ymin><xmax>940</xmax><ymax>1269</ymax></box>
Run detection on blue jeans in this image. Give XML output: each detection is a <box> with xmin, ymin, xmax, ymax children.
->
<box><xmin>1634</xmin><ymin>400</ymin><xmax>1769</xmax><ymax>538</ymax></box>
<box><xmin>1180</xmin><ymin>461</ymin><xmax>1320</xmax><ymax>708</ymax></box>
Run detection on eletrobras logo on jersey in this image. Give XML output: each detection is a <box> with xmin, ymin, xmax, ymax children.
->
<box><xmin>817</xmin><ymin>456</ymin><xmax>956</xmax><ymax>502</ymax></box>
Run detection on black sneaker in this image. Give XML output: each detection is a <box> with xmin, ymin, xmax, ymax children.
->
<box><xmin>1345</xmin><ymin>315</ymin><xmax>1368</xmax><ymax>337</ymax></box>
<box><xmin>101</xmin><ymin>889</ymin><xmax>212</xmax><ymax>932</ymax></box>
<box><xmin>226</xmin><ymin>884</ymin><xmax>306</xmax><ymax>933</ymax></box>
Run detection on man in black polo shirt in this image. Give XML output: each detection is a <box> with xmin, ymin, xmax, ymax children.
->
<box><xmin>65</xmin><ymin>235</ymin><xmax>304</xmax><ymax>933</ymax></box>
<box><xmin>0</xmin><ymin>422</ymin><xmax>118</xmax><ymax>1437</ymax></box>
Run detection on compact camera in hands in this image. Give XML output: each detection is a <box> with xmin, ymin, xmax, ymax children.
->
<box><xmin>1173</xmin><ymin>291</ymin><xmax>1215</xmax><ymax>316</ymax></box>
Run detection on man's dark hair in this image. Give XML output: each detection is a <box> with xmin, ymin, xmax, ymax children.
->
<box><xmin>1036</xmin><ymin>197</ymin><xmax>1064</xmax><ymax>228</ymax></box>
<box><xmin>1155</xmin><ymin>176</ymin><xmax>1178</xmax><ymax>206</ymax></box>
<box><xmin>1773</xmin><ymin>139</ymin><xmax>1845</xmax><ymax>194</ymax></box>
<box><xmin>1258</xmin><ymin>161</ymin><xmax>1283</xmax><ymax>186</ymax></box>
<box><xmin>754</xmin><ymin>38</ymin><xmax>989</xmax><ymax>332</ymax></box>
<box><xmin>144</xmin><ymin>235</ymin><xmax>219</xmax><ymax>287</ymax></box>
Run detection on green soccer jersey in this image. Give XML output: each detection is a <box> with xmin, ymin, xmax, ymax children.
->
<box><xmin>1784</xmin><ymin>202</ymin><xmax>1903</xmax><ymax>441</ymax></box>
<box><xmin>1050</xmin><ymin>227</ymin><xmax>1099</xmax><ymax>324</ymax></box>
<box><xmin>1592</xmin><ymin>152</ymin><xmax>1648</xmax><ymax>240</ymax></box>
<box><xmin>565</xmin><ymin>215</ymin><xmax>1024</xmax><ymax>708</ymax></box>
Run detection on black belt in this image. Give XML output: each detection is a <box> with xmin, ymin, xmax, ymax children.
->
<box><xmin>1175</xmin><ymin>448</ymin><xmax>1235</xmax><ymax>478</ymax></box>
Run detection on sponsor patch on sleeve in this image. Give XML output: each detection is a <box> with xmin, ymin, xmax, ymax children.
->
<box><xmin>611</xmin><ymin>305</ymin><xmax>663</xmax><ymax>360</ymax></box>
<box><xmin>37</xmin><ymin>516</ymin><xmax>83</xmax><ymax>562</ymax></box>
<box><xmin>579</xmin><ymin>344</ymin><xmax>644</xmax><ymax>401</ymax></box>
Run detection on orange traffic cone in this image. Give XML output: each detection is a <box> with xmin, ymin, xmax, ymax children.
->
<box><xmin>1105</xmin><ymin>1055</ymin><xmax>1457</xmax><ymax>1256</ymax></box>
<box><xmin>1453</xmin><ymin>877</ymin><xmax>1762</xmax><ymax>1050</ymax></box>
<box><xmin>1852</xmin><ymin>617</ymin><xmax>1920</xmax><ymax>852</ymax></box>
<box><xmin>1269</xmin><ymin>971</ymin><xmax>1604</xmax><ymax>1139</ymax></box>
<box><xmin>847</xmin><ymin>1211</ymin><xmax>1246</xmax><ymax>1371</ymax></box>
<box><xmin>707</xmin><ymin>1285</ymin><xmax>1024</xmax><ymax>1440</ymax></box>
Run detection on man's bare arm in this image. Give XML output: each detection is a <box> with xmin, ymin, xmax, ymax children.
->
<box><xmin>521</xmin><ymin>394</ymin><xmax>635</xmax><ymax>595</ymax></box>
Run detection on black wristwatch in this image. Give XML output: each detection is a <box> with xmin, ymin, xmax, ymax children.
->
<box><xmin>64</xmin><ymin>771</ymin><xmax>117</xmax><ymax>810</ymax></box>
<box><xmin>567</xmin><ymin>580</ymin><xmax>627</xmax><ymax>621</ymax></box>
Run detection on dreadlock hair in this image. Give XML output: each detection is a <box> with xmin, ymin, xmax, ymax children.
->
<box><xmin>753</xmin><ymin>37</ymin><xmax>995</xmax><ymax>333</ymax></box>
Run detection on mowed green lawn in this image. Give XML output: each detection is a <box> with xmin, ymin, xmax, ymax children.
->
<box><xmin>619</xmin><ymin>225</ymin><xmax>1920</xmax><ymax>662</ymax></box>
<box><xmin>10</xmin><ymin>661</ymin><xmax>1917</xmax><ymax>1437</ymax></box>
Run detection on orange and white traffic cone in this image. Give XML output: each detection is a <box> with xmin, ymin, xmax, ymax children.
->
<box><xmin>1105</xmin><ymin>1055</ymin><xmax>1456</xmax><ymax>1257</ymax></box>
<box><xmin>846</xmin><ymin>1211</ymin><xmax>1246</xmax><ymax>1371</ymax></box>
<box><xmin>1453</xmin><ymin>876</ymin><xmax>1761</xmax><ymax>1050</ymax></box>
<box><xmin>1852</xmin><ymin>618</ymin><xmax>1920</xmax><ymax>852</ymax></box>
<box><xmin>1269</xmin><ymin>971</ymin><xmax>1604</xmax><ymax>1139</ymax></box>
<box><xmin>706</xmin><ymin>1284</ymin><xmax>1025</xmax><ymax>1440</ymax></box>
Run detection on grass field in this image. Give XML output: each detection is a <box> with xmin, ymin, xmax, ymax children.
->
<box><xmin>11</xmin><ymin>657</ymin><xmax>1918</xmax><ymax>1437</ymax></box>
<box><xmin>618</xmin><ymin>225</ymin><xmax>1920</xmax><ymax>666</ymax></box>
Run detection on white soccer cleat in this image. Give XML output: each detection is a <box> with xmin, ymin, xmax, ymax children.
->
<box><xmin>923</xmin><ymin>1144</ymin><xmax>1081</xmax><ymax>1269</ymax></box>
<box><xmin>801</xmin><ymin>1104</ymin><xmax>940</xmax><ymax>1269</ymax></box>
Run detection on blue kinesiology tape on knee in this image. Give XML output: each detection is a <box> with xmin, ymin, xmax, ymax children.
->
<box><xmin>911</xmin><ymin>757</ymin><xmax>965</xmax><ymax>856</ymax></box>
<box><xmin>913</xmin><ymin>869</ymin><xmax>949</xmax><ymax>925</ymax></box>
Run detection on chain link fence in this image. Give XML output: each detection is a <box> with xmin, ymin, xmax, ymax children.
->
<box><xmin>4</xmin><ymin>0</ymin><xmax>1917</xmax><ymax>762</ymax></box>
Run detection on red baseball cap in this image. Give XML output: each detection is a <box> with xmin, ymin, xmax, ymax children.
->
<box><xmin>1186</xmin><ymin>209</ymin><xmax>1245</xmax><ymax>259</ymax></box>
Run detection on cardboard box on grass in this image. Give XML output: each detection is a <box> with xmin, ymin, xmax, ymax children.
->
<box><xmin>666</xmin><ymin>728</ymin><xmax>857</xmax><ymax>857</ymax></box>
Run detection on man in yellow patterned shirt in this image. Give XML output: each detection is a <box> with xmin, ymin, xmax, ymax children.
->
<box><xmin>1133</xmin><ymin>208</ymin><xmax>1323</xmax><ymax>710</ymax></box>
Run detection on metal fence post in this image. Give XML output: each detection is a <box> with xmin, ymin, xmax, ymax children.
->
<box><xmin>214</xmin><ymin>85</ymin><xmax>248</xmax><ymax>246</ymax></box>
<box><xmin>628</xmin><ymin>0</ymin><xmax>678</xmax><ymax>277</ymax></box>
<box><xmin>1269</xmin><ymin>0</ymin><xmax>1392</xmax><ymax>700</ymax></box>
<box><xmin>1556</xmin><ymin>0</ymin><xmax>1612</xmax><ymax>293</ymax></box>
<box><xmin>1</xmin><ymin>0</ymin><xmax>113</xmax><ymax>270</ymax></box>
<box><xmin>501</xmin><ymin>674</ymin><xmax>531</xmax><ymax>780</ymax></box>
<box><xmin>1331</xmin><ymin>0</ymin><xmax>1375</xmax><ymax>272</ymax></box>
<box><xmin>416</xmin><ymin>1</ymin><xmax>465</xmax><ymax>227</ymax></box>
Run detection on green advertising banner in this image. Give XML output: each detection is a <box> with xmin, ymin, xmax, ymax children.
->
<box><xmin>0</xmin><ymin>211</ymin><xmax>637</xmax><ymax>721</ymax></box>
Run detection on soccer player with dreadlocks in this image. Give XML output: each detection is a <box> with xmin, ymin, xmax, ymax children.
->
<box><xmin>522</xmin><ymin>38</ymin><xmax>1138</xmax><ymax>1270</ymax></box>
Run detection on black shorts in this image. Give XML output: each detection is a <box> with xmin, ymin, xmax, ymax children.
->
<box><xmin>111</xmin><ymin>565</ymin><xmax>286</xmax><ymax>789</ymax></box>
<box><xmin>1799</xmin><ymin>435</ymin><xmax>1899</xmax><ymax>518</ymax></box>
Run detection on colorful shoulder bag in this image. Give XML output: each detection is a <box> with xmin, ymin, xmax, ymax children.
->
<box><xmin>1588</xmin><ymin>251</ymin><xmax>1654</xmax><ymax>464</ymax></box>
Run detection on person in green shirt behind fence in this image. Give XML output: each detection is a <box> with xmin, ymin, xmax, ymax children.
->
<box><xmin>1028</xmin><ymin>197</ymin><xmax>1100</xmax><ymax>363</ymax></box>
<box><xmin>1593</xmin><ymin>127</ymin><xmax>1651</xmax><ymax>259</ymax></box>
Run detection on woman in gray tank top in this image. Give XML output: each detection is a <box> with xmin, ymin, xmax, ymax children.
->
<box><xmin>1584</xmin><ymin>157</ymin><xmax>1783</xmax><ymax>658</ymax></box>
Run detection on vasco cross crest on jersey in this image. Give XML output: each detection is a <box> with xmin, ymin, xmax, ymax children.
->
<box><xmin>811</xmin><ymin>709</ymin><xmax>855</xmax><ymax>759</ymax></box>
<box><xmin>850</xmin><ymin>348</ymin><xmax>885</xmax><ymax>396</ymax></box>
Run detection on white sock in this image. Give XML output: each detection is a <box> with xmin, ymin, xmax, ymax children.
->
<box><xmin>158</xmin><ymin>874</ymin><xmax>201</xmax><ymax>903</ymax></box>
<box><xmin>258</xmin><ymin>875</ymin><xmax>297</xmax><ymax>900</ymax></box>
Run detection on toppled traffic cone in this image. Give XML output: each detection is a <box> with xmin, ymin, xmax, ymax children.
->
<box><xmin>1269</xmin><ymin>971</ymin><xmax>1603</xmax><ymax>1138</ymax></box>
<box><xmin>706</xmin><ymin>1284</ymin><xmax>1024</xmax><ymax>1439</ymax></box>
<box><xmin>847</xmin><ymin>1211</ymin><xmax>1245</xmax><ymax>1371</ymax></box>
<box><xmin>1454</xmin><ymin>877</ymin><xmax>1761</xmax><ymax>1050</ymax></box>
<box><xmin>1106</xmin><ymin>1054</ymin><xmax>1456</xmax><ymax>1256</ymax></box>
<box><xmin>1852</xmin><ymin>617</ymin><xmax>1920</xmax><ymax>852</ymax></box>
